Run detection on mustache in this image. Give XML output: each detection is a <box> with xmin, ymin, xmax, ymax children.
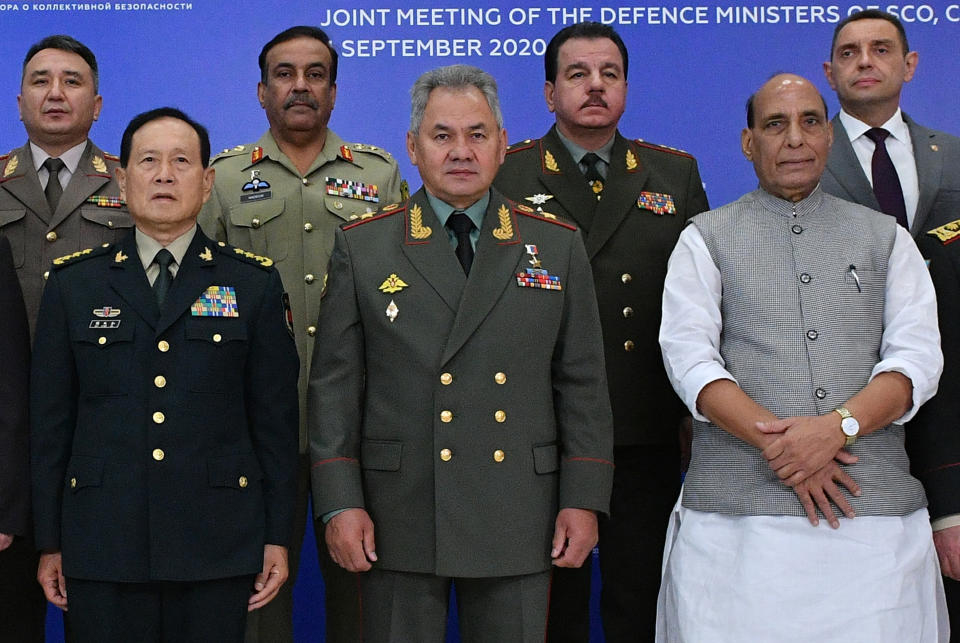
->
<box><xmin>582</xmin><ymin>96</ymin><xmax>608</xmax><ymax>108</ymax></box>
<box><xmin>284</xmin><ymin>92</ymin><xmax>319</xmax><ymax>109</ymax></box>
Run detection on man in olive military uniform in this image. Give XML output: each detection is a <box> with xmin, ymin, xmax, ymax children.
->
<box><xmin>0</xmin><ymin>35</ymin><xmax>132</xmax><ymax>339</ymax></box>
<box><xmin>310</xmin><ymin>64</ymin><xmax>613</xmax><ymax>643</ymax></box>
<box><xmin>197</xmin><ymin>25</ymin><xmax>402</xmax><ymax>643</ymax></box>
<box><xmin>494</xmin><ymin>23</ymin><xmax>709</xmax><ymax>642</ymax></box>
<box><xmin>31</xmin><ymin>108</ymin><xmax>298</xmax><ymax>642</ymax></box>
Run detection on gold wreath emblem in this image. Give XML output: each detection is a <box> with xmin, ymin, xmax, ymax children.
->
<box><xmin>3</xmin><ymin>155</ymin><xmax>19</xmax><ymax>177</ymax></box>
<box><xmin>544</xmin><ymin>150</ymin><xmax>560</xmax><ymax>173</ymax></box>
<box><xmin>626</xmin><ymin>149</ymin><xmax>638</xmax><ymax>171</ymax></box>
<box><xmin>410</xmin><ymin>203</ymin><xmax>432</xmax><ymax>239</ymax></box>
<box><xmin>492</xmin><ymin>204</ymin><xmax>514</xmax><ymax>240</ymax></box>
<box><xmin>92</xmin><ymin>155</ymin><xmax>108</xmax><ymax>173</ymax></box>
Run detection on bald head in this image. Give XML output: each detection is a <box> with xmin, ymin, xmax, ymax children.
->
<box><xmin>741</xmin><ymin>74</ymin><xmax>834</xmax><ymax>202</ymax></box>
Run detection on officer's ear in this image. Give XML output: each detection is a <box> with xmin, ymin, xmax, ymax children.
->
<box><xmin>201</xmin><ymin>167</ymin><xmax>215</xmax><ymax>204</ymax></box>
<box><xmin>116</xmin><ymin>167</ymin><xmax>127</xmax><ymax>202</ymax></box>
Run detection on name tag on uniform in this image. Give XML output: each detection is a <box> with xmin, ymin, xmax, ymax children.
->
<box><xmin>191</xmin><ymin>286</ymin><xmax>239</xmax><ymax>317</ymax></box>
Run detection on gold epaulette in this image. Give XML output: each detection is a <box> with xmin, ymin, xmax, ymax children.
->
<box><xmin>927</xmin><ymin>219</ymin><xmax>960</xmax><ymax>245</ymax></box>
<box><xmin>633</xmin><ymin>139</ymin><xmax>695</xmax><ymax>159</ymax></box>
<box><xmin>505</xmin><ymin>139</ymin><xmax>536</xmax><ymax>154</ymax></box>
<box><xmin>51</xmin><ymin>243</ymin><xmax>112</xmax><ymax>268</ymax></box>
<box><xmin>214</xmin><ymin>241</ymin><xmax>274</xmax><ymax>268</ymax></box>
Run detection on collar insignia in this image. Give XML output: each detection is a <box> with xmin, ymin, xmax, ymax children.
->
<box><xmin>3</xmin><ymin>154</ymin><xmax>18</xmax><ymax>177</ymax></box>
<box><xmin>379</xmin><ymin>273</ymin><xmax>408</xmax><ymax>294</ymax></box>
<box><xmin>92</xmin><ymin>155</ymin><xmax>108</xmax><ymax>173</ymax></box>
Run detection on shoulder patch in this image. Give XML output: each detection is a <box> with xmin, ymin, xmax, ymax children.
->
<box><xmin>210</xmin><ymin>144</ymin><xmax>250</xmax><ymax>164</ymax></box>
<box><xmin>927</xmin><ymin>218</ymin><xmax>960</xmax><ymax>245</ymax></box>
<box><xmin>215</xmin><ymin>242</ymin><xmax>274</xmax><ymax>269</ymax></box>
<box><xmin>342</xmin><ymin>205</ymin><xmax>404</xmax><ymax>231</ymax></box>
<box><xmin>348</xmin><ymin>142</ymin><xmax>394</xmax><ymax>162</ymax></box>
<box><xmin>633</xmin><ymin>139</ymin><xmax>695</xmax><ymax>159</ymax></box>
<box><xmin>505</xmin><ymin>139</ymin><xmax>537</xmax><ymax>154</ymax></box>
<box><xmin>515</xmin><ymin>204</ymin><xmax>577</xmax><ymax>231</ymax></box>
<box><xmin>51</xmin><ymin>243</ymin><xmax>112</xmax><ymax>268</ymax></box>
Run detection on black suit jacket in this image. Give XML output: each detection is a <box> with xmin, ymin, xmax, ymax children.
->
<box><xmin>0</xmin><ymin>236</ymin><xmax>31</xmax><ymax>537</ymax></box>
<box><xmin>31</xmin><ymin>228</ymin><xmax>298</xmax><ymax>582</ymax></box>
<box><xmin>822</xmin><ymin>113</ymin><xmax>960</xmax><ymax>237</ymax></box>
<box><xmin>495</xmin><ymin>127</ymin><xmax>709</xmax><ymax>446</ymax></box>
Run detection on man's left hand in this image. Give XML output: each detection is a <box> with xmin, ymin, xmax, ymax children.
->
<box><xmin>551</xmin><ymin>508</ymin><xmax>598</xmax><ymax>568</ymax></box>
<box><xmin>934</xmin><ymin>525</ymin><xmax>960</xmax><ymax>581</ymax></box>
<box><xmin>758</xmin><ymin>415</ymin><xmax>855</xmax><ymax>486</ymax></box>
<box><xmin>248</xmin><ymin>544</ymin><xmax>288</xmax><ymax>611</ymax></box>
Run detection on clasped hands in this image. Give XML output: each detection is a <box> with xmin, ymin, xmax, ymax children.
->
<box><xmin>756</xmin><ymin>415</ymin><xmax>861</xmax><ymax>529</ymax></box>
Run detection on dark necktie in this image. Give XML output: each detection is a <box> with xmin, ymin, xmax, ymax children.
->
<box><xmin>865</xmin><ymin>128</ymin><xmax>909</xmax><ymax>229</ymax></box>
<box><xmin>447</xmin><ymin>211</ymin><xmax>475</xmax><ymax>275</ymax></box>
<box><xmin>152</xmin><ymin>249</ymin><xmax>175</xmax><ymax>307</ymax></box>
<box><xmin>43</xmin><ymin>157</ymin><xmax>65</xmax><ymax>212</ymax></box>
<box><xmin>581</xmin><ymin>152</ymin><xmax>604</xmax><ymax>200</ymax></box>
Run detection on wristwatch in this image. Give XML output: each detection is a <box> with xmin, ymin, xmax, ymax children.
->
<box><xmin>833</xmin><ymin>407</ymin><xmax>860</xmax><ymax>447</ymax></box>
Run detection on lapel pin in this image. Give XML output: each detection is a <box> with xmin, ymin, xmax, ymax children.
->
<box><xmin>386</xmin><ymin>299</ymin><xmax>399</xmax><ymax>323</ymax></box>
<box><xmin>379</xmin><ymin>273</ymin><xmax>408</xmax><ymax>294</ymax></box>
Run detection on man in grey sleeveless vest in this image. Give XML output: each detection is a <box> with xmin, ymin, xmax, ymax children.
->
<box><xmin>657</xmin><ymin>73</ymin><xmax>947</xmax><ymax>641</ymax></box>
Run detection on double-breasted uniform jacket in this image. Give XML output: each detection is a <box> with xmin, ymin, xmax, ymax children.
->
<box><xmin>199</xmin><ymin>130</ymin><xmax>403</xmax><ymax>452</ymax></box>
<box><xmin>0</xmin><ymin>235</ymin><xmax>31</xmax><ymax>538</ymax></box>
<box><xmin>494</xmin><ymin>127</ymin><xmax>710</xmax><ymax>446</ymax></box>
<box><xmin>0</xmin><ymin>140</ymin><xmax>133</xmax><ymax>336</ymax></box>
<box><xmin>30</xmin><ymin>228</ymin><xmax>299</xmax><ymax>582</ymax></box>
<box><xmin>822</xmin><ymin>113</ymin><xmax>960</xmax><ymax>237</ymax></box>
<box><xmin>822</xmin><ymin>114</ymin><xmax>960</xmax><ymax>519</ymax></box>
<box><xmin>308</xmin><ymin>187</ymin><xmax>614</xmax><ymax>578</ymax></box>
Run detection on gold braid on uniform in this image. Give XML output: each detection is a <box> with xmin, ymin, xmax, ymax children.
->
<box><xmin>492</xmin><ymin>204</ymin><xmax>514</xmax><ymax>240</ymax></box>
<box><xmin>410</xmin><ymin>203</ymin><xmax>432</xmax><ymax>239</ymax></box>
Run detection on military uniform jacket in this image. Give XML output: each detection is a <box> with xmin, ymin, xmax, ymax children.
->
<box><xmin>308</xmin><ymin>188</ymin><xmax>614</xmax><ymax>578</ymax></box>
<box><xmin>0</xmin><ymin>140</ymin><xmax>133</xmax><ymax>336</ymax></box>
<box><xmin>199</xmin><ymin>129</ymin><xmax>402</xmax><ymax>452</ymax></box>
<box><xmin>823</xmin><ymin>113</ymin><xmax>960</xmax><ymax>237</ymax></box>
<box><xmin>494</xmin><ymin>127</ymin><xmax>709</xmax><ymax>446</ymax></box>
<box><xmin>30</xmin><ymin>229</ymin><xmax>299</xmax><ymax>583</ymax></box>
<box><xmin>910</xmin><ymin>222</ymin><xmax>960</xmax><ymax>520</ymax></box>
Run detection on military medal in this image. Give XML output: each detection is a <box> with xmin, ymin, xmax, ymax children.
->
<box><xmin>516</xmin><ymin>244</ymin><xmax>562</xmax><ymax>291</ymax></box>
<box><xmin>326</xmin><ymin>177</ymin><xmax>380</xmax><ymax>203</ymax></box>
<box><xmin>637</xmin><ymin>191</ymin><xmax>676</xmax><ymax>215</ymax></box>
<box><xmin>87</xmin><ymin>195</ymin><xmax>125</xmax><ymax>208</ymax></box>
<box><xmin>191</xmin><ymin>286</ymin><xmax>239</xmax><ymax>317</ymax></box>
<box><xmin>379</xmin><ymin>273</ymin><xmax>408</xmax><ymax>294</ymax></box>
<box><xmin>385</xmin><ymin>299</ymin><xmax>399</xmax><ymax>323</ymax></box>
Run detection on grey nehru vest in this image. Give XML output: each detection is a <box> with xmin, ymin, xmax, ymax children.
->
<box><xmin>681</xmin><ymin>187</ymin><xmax>927</xmax><ymax>517</ymax></box>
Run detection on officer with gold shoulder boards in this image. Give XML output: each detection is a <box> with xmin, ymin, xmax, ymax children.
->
<box><xmin>0</xmin><ymin>35</ymin><xmax>132</xmax><ymax>339</ymax></box>
<box><xmin>494</xmin><ymin>22</ymin><xmax>709</xmax><ymax>642</ymax></box>
<box><xmin>197</xmin><ymin>25</ymin><xmax>403</xmax><ymax>643</ymax></box>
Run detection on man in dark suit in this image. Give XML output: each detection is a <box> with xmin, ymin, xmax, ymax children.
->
<box><xmin>31</xmin><ymin>107</ymin><xmax>298</xmax><ymax>642</ymax></box>
<box><xmin>820</xmin><ymin>9</ymin><xmax>960</xmax><ymax>629</ymax></box>
<box><xmin>1</xmin><ymin>35</ymin><xmax>132</xmax><ymax>338</ymax></box>
<box><xmin>0</xmin><ymin>235</ymin><xmax>45</xmax><ymax>642</ymax></box>
<box><xmin>494</xmin><ymin>22</ymin><xmax>709</xmax><ymax>642</ymax></box>
<box><xmin>309</xmin><ymin>64</ymin><xmax>614</xmax><ymax>642</ymax></box>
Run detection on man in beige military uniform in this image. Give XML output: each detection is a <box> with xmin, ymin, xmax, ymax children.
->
<box><xmin>1</xmin><ymin>35</ymin><xmax>132</xmax><ymax>339</ymax></box>
<box><xmin>198</xmin><ymin>25</ymin><xmax>402</xmax><ymax>643</ymax></box>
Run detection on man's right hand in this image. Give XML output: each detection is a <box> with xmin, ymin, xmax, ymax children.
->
<box><xmin>38</xmin><ymin>551</ymin><xmax>68</xmax><ymax>610</ymax></box>
<box><xmin>326</xmin><ymin>508</ymin><xmax>378</xmax><ymax>572</ymax></box>
<box><xmin>792</xmin><ymin>461</ymin><xmax>861</xmax><ymax>529</ymax></box>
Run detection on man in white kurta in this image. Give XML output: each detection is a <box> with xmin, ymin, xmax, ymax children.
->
<box><xmin>657</xmin><ymin>73</ymin><xmax>947</xmax><ymax>642</ymax></box>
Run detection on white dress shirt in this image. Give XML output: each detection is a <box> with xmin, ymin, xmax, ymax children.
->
<box><xmin>839</xmin><ymin>108</ymin><xmax>920</xmax><ymax>228</ymax></box>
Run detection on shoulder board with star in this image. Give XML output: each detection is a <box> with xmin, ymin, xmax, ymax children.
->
<box><xmin>342</xmin><ymin>203</ymin><xmax>405</xmax><ymax>231</ymax></box>
<box><xmin>213</xmin><ymin>240</ymin><xmax>275</xmax><ymax>269</ymax></box>
<box><xmin>515</xmin><ymin>203</ymin><xmax>577</xmax><ymax>231</ymax></box>
<box><xmin>344</xmin><ymin>142</ymin><xmax>394</xmax><ymax>163</ymax></box>
<box><xmin>505</xmin><ymin>139</ymin><xmax>538</xmax><ymax>154</ymax></box>
<box><xmin>633</xmin><ymin>139</ymin><xmax>695</xmax><ymax>159</ymax></box>
<box><xmin>210</xmin><ymin>144</ymin><xmax>252</xmax><ymax>164</ymax></box>
<box><xmin>51</xmin><ymin>242</ymin><xmax>113</xmax><ymax>269</ymax></box>
<box><xmin>927</xmin><ymin>218</ymin><xmax>960</xmax><ymax>245</ymax></box>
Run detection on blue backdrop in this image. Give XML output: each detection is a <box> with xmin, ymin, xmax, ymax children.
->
<box><xmin>4</xmin><ymin>1</ymin><xmax>958</xmax><ymax>640</ymax></box>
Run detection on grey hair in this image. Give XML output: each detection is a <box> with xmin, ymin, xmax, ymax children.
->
<box><xmin>409</xmin><ymin>65</ymin><xmax>503</xmax><ymax>135</ymax></box>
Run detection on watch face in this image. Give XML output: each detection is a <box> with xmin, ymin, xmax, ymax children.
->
<box><xmin>841</xmin><ymin>416</ymin><xmax>860</xmax><ymax>437</ymax></box>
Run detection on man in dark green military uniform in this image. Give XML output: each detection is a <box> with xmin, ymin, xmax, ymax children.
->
<box><xmin>197</xmin><ymin>26</ymin><xmax>402</xmax><ymax>643</ymax></box>
<box><xmin>310</xmin><ymin>64</ymin><xmax>613</xmax><ymax>643</ymax></box>
<box><xmin>494</xmin><ymin>22</ymin><xmax>710</xmax><ymax>642</ymax></box>
<box><xmin>1</xmin><ymin>35</ymin><xmax>133</xmax><ymax>340</ymax></box>
<box><xmin>31</xmin><ymin>107</ymin><xmax>298</xmax><ymax>643</ymax></box>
